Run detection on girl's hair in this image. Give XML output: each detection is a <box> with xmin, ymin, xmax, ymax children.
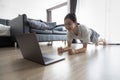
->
<box><xmin>64</xmin><ymin>13</ymin><xmax>77</xmax><ymax>23</ymax></box>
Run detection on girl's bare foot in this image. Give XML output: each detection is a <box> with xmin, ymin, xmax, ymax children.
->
<box><xmin>103</xmin><ymin>39</ymin><xmax>107</xmax><ymax>46</ymax></box>
<box><xmin>95</xmin><ymin>38</ymin><xmax>107</xmax><ymax>47</ymax></box>
<box><xmin>95</xmin><ymin>42</ymin><xmax>99</xmax><ymax>47</ymax></box>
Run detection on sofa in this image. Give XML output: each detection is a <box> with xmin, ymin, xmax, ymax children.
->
<box><xmin>9</xmin><ymin>14</ymin><xmax>67</xmax><ymax>45</ymax></box>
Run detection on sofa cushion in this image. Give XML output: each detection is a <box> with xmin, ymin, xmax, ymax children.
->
<box><xmin>31</xmin><ymin>29</ymin><xmax>52</xmax><ymax>34</ymax></box>
<box><xmin>52</xmin><ymin>30</ymin><xmax>67</xmax><ymax>35</ymax></box>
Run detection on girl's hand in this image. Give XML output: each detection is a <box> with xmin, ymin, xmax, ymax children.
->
<box><xmin>57</xmin><ymin>47</ymin><xmax>64</xmax><ymax>53</ymax></box>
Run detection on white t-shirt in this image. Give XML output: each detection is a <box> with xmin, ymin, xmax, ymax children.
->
<box><xmin>67</xmin><ymin>24</ymin><xmax>92</xmax><ymax>43</ymax></box>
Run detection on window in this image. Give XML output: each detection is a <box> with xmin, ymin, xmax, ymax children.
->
<box><xmin>47</xmin><ymin>1</ymin><xmax>68</xmax><ymax>24</ymax></box>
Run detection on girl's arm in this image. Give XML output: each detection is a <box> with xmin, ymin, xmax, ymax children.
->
<box><xmin>76</xmin><ymin>43</ymin><xmax>87</xmax><ymax>53</ymax></box>
<box><xmin>57</xmin><ymin>41</ymin><xmax>72</xmax><ymax>53</ymax></box>
<box><xmin>68</xmin><ymin>43</ymin><xmax>87</xmax><ymax>54</ymax></box>
<box><xmin>62</xmin><ymin>41</ymin><xmax>72</xmax><ymax>51</ymax></box>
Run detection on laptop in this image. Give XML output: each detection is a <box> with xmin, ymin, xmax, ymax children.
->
<box><xmin>16</xmin><ymin>33</ymin><xmax>65</xmax><ymax>65</ymax></box>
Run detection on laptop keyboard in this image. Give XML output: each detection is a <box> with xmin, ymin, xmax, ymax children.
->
<box><xmin>43</xmin><ymin>57</ymin><xmax>53</xmax><ymax>62</ymax></box>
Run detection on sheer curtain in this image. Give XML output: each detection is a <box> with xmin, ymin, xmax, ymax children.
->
<box><xmin>76</xmin><ymin>0</ymin><xmax>120</xmax><ymax>44</ymax></box>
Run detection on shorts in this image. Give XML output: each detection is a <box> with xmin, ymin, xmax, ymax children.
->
<box><xmin>90</xmin><ymin>29</ymin><xmax>100</xmax><ymax>43</ymax></box>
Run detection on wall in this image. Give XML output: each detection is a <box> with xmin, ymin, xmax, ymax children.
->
<box><xmin>0</xmin><ymin>0</ymin><xmax>67</xmax><ymax>22</ymax></box>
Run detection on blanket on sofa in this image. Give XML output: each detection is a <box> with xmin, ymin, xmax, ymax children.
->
<box><xmin>0</xmin><ymin>24</ymin><xmax>10</xmax><ymax>36</ymax></box>
<box><xmin>27</xmin><ymin>19</ymin><xmax>56</xmax><ymax>30</ymax></box>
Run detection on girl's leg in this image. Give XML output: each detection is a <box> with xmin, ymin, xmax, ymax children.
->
<box><xmin>95</xmin><ymin>38</ymin><xmax>106</xmax><ymax>46</ymax></box>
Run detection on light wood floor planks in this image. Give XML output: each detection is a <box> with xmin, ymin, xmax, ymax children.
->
<box><xmin>0</xmin><ymin>42</ymin><xmax>120</xmax><ymax>80</ymax></box>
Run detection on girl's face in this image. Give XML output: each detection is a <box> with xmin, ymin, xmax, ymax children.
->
<box><xmin>64</xmin><ymin>18</ymin><xmax>76</xmax><ymax>31</ymax></box>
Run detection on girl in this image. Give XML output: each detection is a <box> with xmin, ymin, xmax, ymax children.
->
<box><xmin>58</xmin><ymin>13</ymin><xmax>106</xmax><ymax>55</ymax></box>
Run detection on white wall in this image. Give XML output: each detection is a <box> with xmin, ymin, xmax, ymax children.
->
<box><xmin>77</xmin><ymin>0</ymin><xmax>120</xmax><ymax>43</ymax></box>
<box><xmin>0</xmin><ymin>0</ymin><xmax>67</xmax><ymax>22</ymax></box>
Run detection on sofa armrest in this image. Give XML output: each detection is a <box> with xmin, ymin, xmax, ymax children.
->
<box><xmin>9</xmin><ymin>14</ymin><xmax>30</xmax><ymax>43</ymax></box>
<box><xmin>9</xmin><ymin>14</ymin><xmax>30</xmax><ymax>36</ymax></box>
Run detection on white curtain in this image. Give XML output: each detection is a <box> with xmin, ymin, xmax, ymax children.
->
<box><xmin>76</xmin><ymin>0</ymin><xmax>120</xmax><ymax>44</ymax></box>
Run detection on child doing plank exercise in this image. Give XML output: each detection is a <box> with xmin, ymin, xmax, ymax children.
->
<box><xmin>58</xmin><ymin>13</ymin><xmax>106</xmax><ymax>55</ymax></box>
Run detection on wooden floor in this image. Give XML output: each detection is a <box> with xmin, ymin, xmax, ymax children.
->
<box><xmin>0</xmin><ymin>42</ymin><xmax>120</xmax><ymax>80</ymax></box>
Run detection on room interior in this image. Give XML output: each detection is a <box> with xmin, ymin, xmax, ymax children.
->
<box><xmin>0</xmin><ymin>0</ymin><xmax>120</xmax><ymax>80</ymax></box>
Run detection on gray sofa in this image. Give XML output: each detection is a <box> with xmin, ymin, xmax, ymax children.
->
<box><xmin>9</xmin><ymin>14</ymin><xmax>67</xmax><ymax>45</ymax></box>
